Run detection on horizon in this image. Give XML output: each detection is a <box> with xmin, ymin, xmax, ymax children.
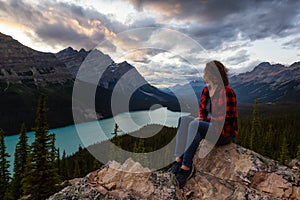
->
<box><xmin>1</xmin><ymin>0</ymin><xmax>300</xmax><ymax>87</ymax></box>
<box><xmin>2</xmin><ymin>30</ymin><xmax>299</xmax><ymax>89</ymax></box>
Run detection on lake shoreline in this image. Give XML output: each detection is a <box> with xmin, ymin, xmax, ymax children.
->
<box><xmin>5</xmin><ymin>106</ymin><xmax>182</xmax><ymax>137</ymax></box>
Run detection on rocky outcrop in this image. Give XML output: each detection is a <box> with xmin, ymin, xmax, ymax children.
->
<box><xmin>49</xmin><ymin>143</ymin><xmax>300</xmax><ymax>200</ymax></box>
<box><xmin>48</xmin><ymin>158</ymin><xmax>177</xmax><ymax>200</ymax></box>
<box><xmin>184</xmin><ymin>142</ymin><xmax>300</xmax><ymax>199</ymax></box>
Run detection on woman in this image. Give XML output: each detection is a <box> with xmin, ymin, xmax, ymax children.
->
<box><xmin>171</xmin><ymin>60</ymin><xmax>238</xmax><ymax>188</ymax></box>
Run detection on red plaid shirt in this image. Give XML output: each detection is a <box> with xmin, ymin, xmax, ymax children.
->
<box><xmin>199</xmin><ymin>85</ymin><xmax>238</xmax><ymax>138</ymax></box>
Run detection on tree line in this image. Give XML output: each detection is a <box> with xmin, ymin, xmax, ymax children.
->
<box><xmin>234</xmin><ymin>97</ymin><xmax>300</xmax><ymax>164</ymax></box>
<box><xmin>0</xmin><ymin>95</ymin><xmax>299</xmax><ymax>199</ymax></box>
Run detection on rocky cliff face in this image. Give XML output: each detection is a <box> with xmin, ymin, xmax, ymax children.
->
<box><xmin>48</xmin><ymin>142</ymin><xmax>300</xmax><ymax>200</ymax></box>
<box><xmin>0</xmin><ymin>33</ymin><xmax>72</xmax><ymax>85</ymax></box>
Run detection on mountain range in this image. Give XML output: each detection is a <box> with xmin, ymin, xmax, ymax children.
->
<box><xmin>0</xmin><ymin>31</ymin><xmax>299</xmax><ymax>134</ymax></box>
<box><xmin>231</xmin><ymin>62</ymin><xmax>300</xmax><ymax>103</ymax></box>
<box><xmin>0</xmin><ymin>32</ymin><xmax>179</xmax><ymax>135</ymax></box>
<box><xmin>162</xmin><ymin>62</ymin><xmax>300</xmax><ymax>104</ymax></box>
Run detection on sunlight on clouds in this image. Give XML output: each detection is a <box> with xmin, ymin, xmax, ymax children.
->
<box><xmin>121</xmin><ymin>50</ymin><xmax>201</xmax><ymax>87</ymax></box>
<box><xmin>94</xmin><ymin>27</ymin><xmax>207</xmax><ymax>87</ymax></box>
<box><xmin>0</xmin><ymin>21</ymin><xmax>60</xmax><ymax>52</ymax></box>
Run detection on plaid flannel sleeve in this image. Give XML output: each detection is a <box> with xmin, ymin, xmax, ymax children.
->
<box><xmin>198</xmin><ymin>87</ymin><xmax>210</xmax><ymax>121</ymax></box>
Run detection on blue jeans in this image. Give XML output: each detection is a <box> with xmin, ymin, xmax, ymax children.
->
<box><xmin>175</xmin><ymin>116</ymin><xmax>232</xmax><ymax>168</ymax></box>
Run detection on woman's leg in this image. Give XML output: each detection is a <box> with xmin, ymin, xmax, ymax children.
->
<box><xmin>182</xmin><ymin>120</ymin><xmax>209</xmax><ymax>168</ymax></box>
<box><xmin>174</xmin><ymin>116</ymin><xmax>195</xmax><ymax>159</ymax></box>
<box><xmin>175</xmin><ymin>120</ymin><xmax>209</xmax><ymax>188</ymax></box>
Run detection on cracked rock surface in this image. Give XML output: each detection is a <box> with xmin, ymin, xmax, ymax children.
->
<box><xmin>49</xmin><ymin>143</ymin><xmax>299</xmax><ymax>200</ymax></box>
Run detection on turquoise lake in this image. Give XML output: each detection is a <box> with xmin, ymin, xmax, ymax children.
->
<box><xmin>5</xmin><ymin>108</ymin><xmax>189</xmax><ymax>173</ymax></box>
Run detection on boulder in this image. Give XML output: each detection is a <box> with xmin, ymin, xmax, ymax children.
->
<box><xmin>49</xmin><ymin>142</ymin><xmax>299</xmax><ymax>200</ymax></box>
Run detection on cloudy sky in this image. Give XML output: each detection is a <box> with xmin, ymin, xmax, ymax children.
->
<box><xmin>0</xmin><ymin>0</ymin><xmax>300</xmax><ymax>87</ymax></box>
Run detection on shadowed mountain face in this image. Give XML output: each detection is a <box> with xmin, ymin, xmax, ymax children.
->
<box><xmin>0</xmin><ymin>33</ymin><xmax>72</xmax><ymax>84</ymax></box>
<box><xmin>0</xmin><ymin>32</ymin><xmax>180</xmax><ymax>135</ymax></box>
<box><xmin>0</xmin><ymin>33</ymin><xmax>75</xmax><ymax>134</ymax></box>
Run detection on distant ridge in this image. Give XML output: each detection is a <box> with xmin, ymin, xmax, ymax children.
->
<box><xmin>162</xmin><ymin>61</ymin><xmax>300</xmax><ymax>104</ymax></box>
<box><xmin>231</xmin><ymin>61</ymin><xmax>300</xmax><ymax>103</ymax></box>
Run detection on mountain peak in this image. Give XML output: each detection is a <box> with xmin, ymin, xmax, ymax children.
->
<box><xmin>290</xmin><ymin>61</ymin><xmax>300</xmax><ymax>68</ymax></box>
<box><xmin>57</xmin><ymin>46</ymin><xmax>77</xmax><ymax>54</ymax></box>
<box><xmin>257</xmin><ymin>61</ymin><xmax>271</xmax><ymax>67</ymax></box>
<box><xmin>79</xmin><ymin>48</ymin><xmax>87</xmax><ymax>53</ymax></box>
<box><xmin>253</xmin><ymin>62</ymin><xmax>271</xmax><ymax>70</ymax></box>
<box><xmin>253</xmin><ymin>62</ymin><xmax>285</xmax><ymax>71</ymax></box>
<box><xmin>55</xmin><ymin>47</ymin><xmax>91</xmax><ymax>76</ymax></box>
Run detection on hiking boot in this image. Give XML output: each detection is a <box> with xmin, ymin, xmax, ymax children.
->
<box><xmin>169</xmin><ymin>161</ymin><xmax>182</xmax><ymax>174</ymax></box>
<box><xmin>175</xmin><ymin>165</ymin><xmax>195</xmax><ymax>188</ymax></box>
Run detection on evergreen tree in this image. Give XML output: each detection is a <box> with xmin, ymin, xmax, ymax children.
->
<box><xmin>60</xmin><ymin>150</ymin><xmax>68</xmax><ymax>179</ymax></box>
<box><xmin>21</xmin><ymin>94</ymin><xmax>60</xmax><ymax>200</ymax></box>
<box><xmin>57</xmin><ymin>148</ymin><xmax>61</xmax><ymax>176</ymax></box>
<box><xmin>279</xmin><ymin>137</ymin><xmax>290</xmax><ymax>164</ymax></box>
<box><xmin>49</xmin><ymin>133</ymin><xmax>57</xmax><ymax>162</ymax></box>
<box><xmin>73</xmin><ymin>160</ymin><xmax>81</xmax><ymax>177</ymax></box>
<box><xmin>11</xmin><ymin>123</ymin><xmax>29</xmax><ymax>199</ymax></box>
<box><xmin>79</xmin><ymin>145</ymin><xmax>89</xmax><ymax>176</ymax></box>
<box><xmin>250</xmin><ymin>97</ymin><xmax>262</xmax><ymax>150</ymax></box>
<box><xmin>112</xmin><ymin>123</ymin><xmax>120</xmax><ymax>137</ymax></box>
<box><xmin>111</xmin><ymin>135</ymin><xmax>123</xmax><ymax>162</ymax></box>
<box><xmin>21</xmin><ymin>147</ymin><xmax>33</xmax><ymax>197</ymax></box>
<box><xmin>93</xmin><ymin>159</ymin><xmax>101</xmax><ymax>169</ymax></box>
<box><xmin>0</xmin><ymin>128</ymin><xmax>10</xmax><ymax>200</ymax></box>
<box><xmin>296</xmin><ymin>144</ymin><xmax>300</xmax><ymax>161</ymax></box>
<box><xmin>133</xmin><ymin>140</ymin><xmax>147</xmax><ymax>166</ymax></box>
<box><xmin>263</xmin><ymin>124</ymin><xmax>273</xmax><ymax>156</ymax></box>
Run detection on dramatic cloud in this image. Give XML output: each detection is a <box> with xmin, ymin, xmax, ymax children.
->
<box><xmin>0</xmin><ymin>0</ymin><xmax>299</xmax><ymax>86</ymax></box>
<box><xmin>0</xmin><ymin>0</ymin><xmax>126</xmax><ymax>50</ymax></box>
<box><xmin>125</xmin><ymin>0</ymin><xmax>300</xmax><ymax>50</ymax></box>
<box><xmin>226</xmin><ymin>50</ymin><xmax>250</xmax><ymax>66</ymax></box>
<box><xmin>282</xmin><ymin>37</ymin><xmax>300</xmax><ymax>50</ymax></box>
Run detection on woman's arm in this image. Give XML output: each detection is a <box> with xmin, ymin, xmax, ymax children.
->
<box><xmin>198</xmin><ymin>87</ymin><xmax>210</xmax><ymax>121</ymax></box>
